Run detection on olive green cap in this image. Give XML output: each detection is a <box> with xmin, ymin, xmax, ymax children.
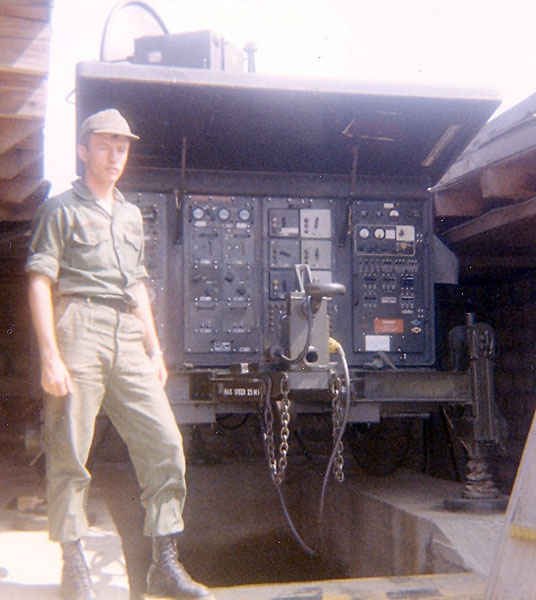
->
<box><xmin>79</xmin><ymin>108</ymin><xmax>140</xmax><ymax>141</ymax></box>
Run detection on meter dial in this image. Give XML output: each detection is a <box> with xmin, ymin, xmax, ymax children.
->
<box><xmin>218</xmin><ymin>207</ymin><xmax>231</xmax><ymax>221</ymax></box>
<box><xmin>359</xmin><ymin>227</ymin><xmax>370</xmax><ymax>239</ymax></box>
<box><xmin>192</xmin><ymin>207</ymin><xmax>204</xmax><ymax>220</ymax></box>
<box><xmin>238</xmin><ymin>208</ymin><xmax>251</xmax><ymax>222</ymax></box>
<box><xmin>374</xmin><ymin>228</ymin><xmax>386</xmax><ymax>239</ymax></box>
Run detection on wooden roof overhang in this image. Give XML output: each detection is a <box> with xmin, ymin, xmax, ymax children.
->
<box><xmin>432</xmin><ymin>92</ymin><xmax>536</xmax><ymax>280</ymax></box>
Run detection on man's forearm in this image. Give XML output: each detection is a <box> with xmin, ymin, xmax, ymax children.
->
<box><xmin>28</xmin><ymin>272</ymin><xmax>61</xmax><ymax>361</ymax></box>
<box><xmin>28</xmin><ymin>272</ymin><xmax>72</xmax><ymax>396</ymax></box>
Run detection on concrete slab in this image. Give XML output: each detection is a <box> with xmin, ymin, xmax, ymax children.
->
<box><xmin>0</xmin><ymin>453</ymin><xmax>497</xmax><ymax>599</ymax></box>
<box><xmin>307</xmin><ymin>468</ymin><xmax>506</xmax><ymax>577</ymax></box>
<box><xmin>0</xmin><ymin>458</ymin><xmax>130</xmax><ymax>599</ymax></box>
<box><xmin>212</xmin><ymin>573</ymin><xmax>487</xmax><ymax>599</ymax></box>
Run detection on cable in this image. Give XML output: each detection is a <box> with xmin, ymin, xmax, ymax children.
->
<box><xmin>275</xmin><ymin>484</ymin><xmax>316</xmax><ymax>557</ymax></box>
<box><xmin>99</xmin><ymin>0</ymin><xmax>168</xmax><ymax>62</ymax></box>
<box><xmin>318</xmin><ymin>339</ymin><xmax>351</xmax><ymax>521</ymax></box>
<box><xmin>258</xmin><ymin>377</ymin><xmax>316</xmax><ymax>557</ymax></box>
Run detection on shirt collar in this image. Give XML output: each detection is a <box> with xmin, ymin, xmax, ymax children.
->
<box><xmin>72</xmin><ymin>178</ymin><xmax>126</xmax><ymax>205</ymax></box>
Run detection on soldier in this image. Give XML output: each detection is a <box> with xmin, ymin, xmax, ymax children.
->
<box><xmin>26</xmin><ymin>108</ymin><xmax>214</xmax><ymax>600</ymax></box>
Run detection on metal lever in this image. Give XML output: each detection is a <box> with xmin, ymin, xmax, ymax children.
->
<box><xmin>304</xmin><ymin>282</ymin><xmax>346</xmax><ymax>299</ymax></box>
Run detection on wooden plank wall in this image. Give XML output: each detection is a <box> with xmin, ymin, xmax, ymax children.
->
<box><xmin>0</xmin><ymin>0</ymin><xmax>52</xmax><ymax>222</ymax></box>
<box><xmin>0</xmin><ymin>1</ymin><xmax>51</xmax><ymax>415</ymax></box>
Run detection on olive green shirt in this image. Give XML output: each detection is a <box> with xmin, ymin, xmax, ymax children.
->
<box><xmin>25</xmin><ymin>179</ymin><xmax>148</xmax><ymax>305</ymax></box>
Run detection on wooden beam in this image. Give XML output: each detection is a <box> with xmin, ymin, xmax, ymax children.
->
<box><xmin>0</xmin><ymin>69</ymin><xmax>45</xmax><ymax>87</ymax></box>
<box><xmin>0</xmin><ymin>173</ymin><xmax>42</xmax><ymax>204</ymax></box>
<box><xmin>459</xmin><ymin>255</ymin><xmax>536</xmax><ymax>270</ymax></box>
<box><xmin>443</xmin><ymin>196</ymin><xmax>536</xmax><ymax>246</ymax></box>
<box><xmin>15</xmin><ymin>128</ymin><xmax>42</xmax><ymax>150</ymax></box>
<box><xmin>481</xmin><ymin>162</ymin><xmax>536</xmax><ymax>200</ymax></box>
<box><xmin>0</xmin><ymin>177</ymin><xmax>48</xmax><ymax>221</ymax></box>
<box><xmin>434</xmin><ymin>185</ymin><xmax>486</xmax><ymax>217</ymax></box>
<box><xmin>0</xmin><ymin>80</ymin><xmax>47</xmax><ymax>119</ymax></box>
<box><xmin>0</xmin><ymin>147</ymin><xmax>41</xmax><ymax>178</ymax></box>
<box><xmin>0</xmin><ymin>117</ymin><xmax>42</xmax><ymax>153</ymax></box>
<box><xmin>0</xmin><ymin>13</ymin><xmax>50</xmax><ymax>39</ymax></box>
<box><xmin>0</xmin><ymin>15</ymin><xmax>51</xmax><ymax>74</ymax></box>
<box><xmin>0</xmin><ymin>2</ymin><xmax>52</xmax><ymax>22</ymax></box>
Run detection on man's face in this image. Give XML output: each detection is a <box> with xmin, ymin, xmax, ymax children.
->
<box><xmin>78</xmin><ymin>133</ymin><xmax>130</xmax><ymax>187</ymax></box>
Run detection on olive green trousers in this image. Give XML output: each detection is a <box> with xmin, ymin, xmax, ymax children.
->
<box><xmin>44</xmin><ymin>298</ymin><xmax>186</xmax><ymax>542</ymax></box>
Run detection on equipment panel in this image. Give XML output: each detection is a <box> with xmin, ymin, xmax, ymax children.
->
<box><xmin>183</xmin><ymin>195</ymin><xmax>262</xmax><ymax>365</ymax></box>
<box><xmin>175</xmin><ymin>194</ymin><xmax>433</xmax><ymax>368</ymax></box>
<box><xmin>263</xmin><ymin>197</ymin><xmax>336</xmax><ymax>362</ymax></box>
<box><xmin>349</xmin><ymin>198</ymin><xmax>434</xmax><ymax>365</ymax></box>
<box><xmin>127</xmin><ymin>192</ymin><xmax>171</xmax><ymax>340</ymax></box>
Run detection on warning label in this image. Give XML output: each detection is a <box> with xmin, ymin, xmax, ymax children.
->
<box><xmin>374</xmin><ymin>318</ymin><xmax>404</xmax><ymax>334</ymax></box>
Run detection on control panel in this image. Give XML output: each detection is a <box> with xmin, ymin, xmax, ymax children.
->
<box><xmin>350</xmin><ymin>198</ymin><xmax>434</xmax><ymax>365</ymax></box>
<box><xmin>183</xmin><ymin>195</ymin><xmax>262</xmax><ymax>365</ymax></box>
<box><xmin>127</xmin><ymin>192</ymin><xmax>171</xmax><ymax>340</ymax></box>
<box><xmin>135</xmin><ymin>193</ymin><xmax>434</xmax><ymax>369</ymax></box>
<box><xmin>263</xmin><ymin>197</ymin><xmax>336</xmax><ymax>361</ymax></box>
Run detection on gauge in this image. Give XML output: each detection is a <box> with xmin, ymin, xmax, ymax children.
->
<box><xmin>238</xmin><ymin>208</ymin><xmax>251</xmax><ymax>221</ymax></box>
<box><xmin>374</xmin><ymin>228</ymin><xmax>385</xmax><ymax>239</ymax></box>
<box><xmin>192</xmin><ymin>207</ymin><xmax>204</xmax><ymax>220</ymax></box>
<box><xmin>218</xmin><ymin>207</ymin><xmax>231</xmax><ymax>221</ymax></box>
<box><xmin>359</xmin><ymin>227</ymin><xmax>370</xmax><ymax>239</ymax></box>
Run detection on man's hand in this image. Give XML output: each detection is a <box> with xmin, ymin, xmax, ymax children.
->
<box><xmin>27</xmin><ymin>272</ymin><xmax>73</xmax><ymax>397</ymax></box>
<box><xmin>41</xmin><ymin>355</ymin><xmax>72</xmax><ymax>397</ymax></box>
<box><xmin>151</xmin><ymin>352</ymin><xmax>168</xmax><ymax>386</ymax></box>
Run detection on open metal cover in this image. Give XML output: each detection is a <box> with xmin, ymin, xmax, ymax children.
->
<box><xmin>76</xmin><ymin>61</ymin><xmax>500</xmax><ymax>184</ymax></box>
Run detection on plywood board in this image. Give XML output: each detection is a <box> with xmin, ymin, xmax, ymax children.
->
<box><xmin>486</xmin><ymin>411</ymin><xmax>536</xmax><ymax>599</ymax></box>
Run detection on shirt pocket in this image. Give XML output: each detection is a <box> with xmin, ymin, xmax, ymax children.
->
<box><xmin>115</xmin><ymin>223</ymin><xmax>143</xmax><ymax>273</ymax></box>
<box><xmin>68</xmin><ymin>222</ymin><xmax>111</xmax><ymax>271</ymax></box>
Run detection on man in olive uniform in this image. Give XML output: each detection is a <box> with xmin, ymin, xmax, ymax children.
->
<box><xmin>26</xmin><ymin>109</ymin><xmax>213</xmax><ymax>600</ymax></box>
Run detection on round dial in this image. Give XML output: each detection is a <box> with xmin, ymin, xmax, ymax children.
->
<box><xmin>374</xmin><ymin>228</ymin><xmax>385</xmax><ymax>239</ymax></box>
<box><xmin>218</xmin><ymin>207</ymin><xmax>231</xmax><ymax>221</ymax></box>
<box><xmin>238</xmin><ymin>208</ymin><xmax>251</xmax><ymax>221</ymax></box>
<box><xmin>359</xmin><ymin>227</ymin><xmax>370</xmax><ymax>239</ymax></box>
<box><xmin>192</xmin><ymin>207</ymin><xmax>204</xmax><ymax>220</ymax></box>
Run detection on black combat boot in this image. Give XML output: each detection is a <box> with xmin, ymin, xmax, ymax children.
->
<box><xmin>145</xmin><ymin>535</ymin><xmax>214</xmax><ymax>599</ymax></box>
<box><xmin>60</xmin><ymin>540</ymin><xmax>96</xmax><ymax>600</ymax></box>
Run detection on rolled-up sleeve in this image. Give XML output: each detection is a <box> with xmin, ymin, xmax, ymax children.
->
<box><xmin>25</xmin><ymin>200</ymin><xmax>67</xmax><ymax>282</ymax></box>
<box><xmin>136</xmin><ymin>210</ymin><xmax>149</xmax><ymax>281</ymax></box>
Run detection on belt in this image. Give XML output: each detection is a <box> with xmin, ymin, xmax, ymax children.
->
<box><xmin>65</xmin><ymin>295</ymin><xmax>133</xmax><ymax>313</ymax></box>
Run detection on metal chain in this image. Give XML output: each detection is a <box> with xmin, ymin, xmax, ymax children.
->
<box><xmin>330</xmin><ymin>372</ymin><xmax>345</xmax><ymax>483</ymax></box>
<box><xmin>263</xmin><ymin>373</ymin><xmax>291</xmax><ymax>486</ymax></box>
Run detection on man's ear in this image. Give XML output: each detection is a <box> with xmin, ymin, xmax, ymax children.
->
<box><xmin>77</xmin><ymin>144</ymin><xmax>88</xmax><ymax>164</ymax></box>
